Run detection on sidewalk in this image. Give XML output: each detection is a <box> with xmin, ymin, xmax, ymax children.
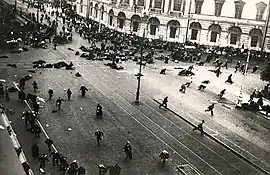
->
<box><xmin>0</xmin><ymin>111</ymin><xmax>26</xmax><ymax>175</ymax></box>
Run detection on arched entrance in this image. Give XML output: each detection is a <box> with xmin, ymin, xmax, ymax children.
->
<box><xmin>89</xmin><ymin>2</ymin><xmax>93</xmax><ymax>17</ymax></box>
<box><xmin>117</xmin><ymin>12</ymin><xmax>126</xmax><ymax>29</ymax></box>
<box><xmin>94</xmin><ymin>4</ymin><xmax>98</xmax><ymax>18</ymax></box>
<box><xmin>131</xmin><ymin>15</ymin><xmax>141</xmax><ymax>32</ymax></box>
<box><xmin>148</xmin><ymin>17</ymin><xmax>160</xmax><ymax>36</ymax></box>
<box><xmin>208</xmin><ymin>24</ymin><xmax>221</xmax><ymax>43</ymax></box>
<box><xmin>190</xmin><ymin>22</ymin><xmax>202</xmax><ymax>41</ymax></box>
<box><xmin>249</xmin><ymin>28</ymin><xmax>263</xmax><ymax>47</ymax></box>
<box><xmin>108</xmin><ymin>9</ymin><xmax>114</xmax><ymax>26</ymax></box>
<box><xmin>167</xmin><ymin>20</ymin><xmax>180</xmax><ymax>39</ymax></box>
<box><xmin>79</xmin><ymin>0</ymin><xmax>83</xmax><ymax>13</ymax></box>
<box><xmin>100</xmin><ymin>5</ymin><xmax>104</xmax><ymax>20</ymax></box>
<box><xmin>228</xmin><ymin>26</ymin><xmax>242</xmax><ymax>45</ymax></box>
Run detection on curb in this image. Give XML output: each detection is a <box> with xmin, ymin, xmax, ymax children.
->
<box><xmin>1</xmin><ymin>111</ymin><xmax>35</xmax><ymax>175</ymax></box>
<box><xmin>13</xmin><ymin>82</ymin><xmax>58</xmax><ymax>153</ymax></box>
<box><xmin>153</xmin><ymin>98</ymin><xmax>270</xmax><ymax>175</ymax></box>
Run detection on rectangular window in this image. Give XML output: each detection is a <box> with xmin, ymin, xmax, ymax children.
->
<box><xmin>119</xmin><ymin>19</ymin><xmax>124</xmax><ymax>29</ymax></box>
<box><xmin>80</xmin><ymin>5</ymin><xmax>83</xmax><ymax>13</ymax></box>
<box><xmin>173</xmin><ymin>0</ymin><xmax>182</xmax><ymax>11</ymax></box>
<box><xmin>256</xmin><ymin>2</ymin><xmax>267</xmax><ymax>20</ymax></box>
<box><xmin>230</xmin><ymin>34</ymin><xmax>238</xmax><ymax>45</ymax></box>
<box><xmin>251</xmin><ymin>36</ymin><xmax>258</xmax><ymax>47</ymax></box>
<box><xmin>195</xmin><ymin>0</ymin><xmax>203</xmax><ymax>14</ymax></box>
<box><xmin>210</xmin><ymin>31</ymin><xmax>218</xmax><ymax>42</ymax></box>
<box><xmin>214</xmin><ymin>2</ymin><xmax>224</xmax><ymax>16</ymax></box>
<box><xmin>154</xmin><ymin>0</ymin><xmax>162</xmax><ymax>9</ymax></box>
<box><xmin>191</xmin><ymin>29</ymin><xmax>198</xmax><ymax>40</ymax></box>
<box><xmin>101</xmin><ymin>11</ymin><xmax>104</xmax><ymax>20</ymax></box>
<box><xmin>170</xmin><ymin>27</ymin><xmax>177</xmax><ymax>38</ymax></box>
<box><xmin>234</xmin><ymin>6</ymin><xmax>242</xmax><ymax>19</ymax></box>
<box><xmin>133</xmin><ymin>22</ymin><xmax>139</xmax><ymax>32</ymax></box>
<box><xmin>150</xmin><ymin>25</ymin><xmax>156</xmax><ymax>35</ymax></box>
<box><xmin>256</xmin><ymin>10</ymin><xmax>264</xmax><ymax>20</ymax></box>
<box><xmin>109</xmin><ymin>16</ymin><xmax>113</xmax><ymax>25</ymax></box>
<box><xmin>138</xmin><ymin>0</ymin><xmax>144</xmax><ymax>6</ymax></box>
<box><xmin>234</xmin><ymin>1</ymin><xmax>245</xmax><ymax>19</ymax></box>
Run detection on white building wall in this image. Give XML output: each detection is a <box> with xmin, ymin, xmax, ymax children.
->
<box><xmin>76</xmin><ymin>0</ymin><xmax>270</xmax><ymax>52</ymax></box>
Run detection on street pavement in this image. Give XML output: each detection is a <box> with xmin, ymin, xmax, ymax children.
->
<box><xmin>0</xmin><ymin>1</ymin><xmax>270</xmax><ymax>175</ymax></box>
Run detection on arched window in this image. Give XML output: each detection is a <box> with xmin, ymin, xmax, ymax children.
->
<box><xmin>80</xmin><ymin>0</ymin><xmax>83</xmax><ymax>13</ymax></box>
<box><xmin>131</xmin><ymin>15</ymin><xmax>141</xmax><ymax>32</ymax></box>
<box><xmin>117</xmin><ymin>12</ymin><xmax>126</xmax><ymax>29</ymax></box>
<box><xmin>89</xmin><ymin>2</ymin><xmax>93</xmax><ymax>16</ymax></box>
<box><xmin>109</xmin><ymin>9</ymin><xmax>114</xmax><ymax>26</ymax></box>
<box><xmin>94</xmin><ymin>4</ymin><xmax>98</xmax><ymax>18</ymax></box>
<box><xmin>249</xmin><ymin>28</ymin><xmax>263</xmax><ymax>47</ymax></box>
<box><xmin>228</xmin><ymin>26</ymin><xmax>242</xmax><ymax>45</ymax></box>
<box><xmin>256</xmin><ymin>2</ymin><xmax>267</xmax><ymax>20</ymax></box>
<box><xmin>208</xmin><ymin>24</ymin><xmax>221</xmax><ymax>43</ymax></box>
<box><xmin>167</xmin><ymin>20</ymin><xmax>180</xmax><ymax>38</ymax></box>
<box><xmin>148</xmin><ymin>17</ymin><xmax>160</xmax><ymax>35</ymax></box>
<box><xmin>234</xmin><ymin>0</ymin><xmax>245</xmax><ymax>19</ymax></box>
<box><xmin>100</xmin><ymin>6</ymin><xmax>104</xmax><ymax>20</ymax></box>
<box><xmin>190</xmin><ymin>22</ymin><xmax>202</xmax><ymax>40</ymax></box>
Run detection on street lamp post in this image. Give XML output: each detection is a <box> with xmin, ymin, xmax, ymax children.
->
<box><xmin>98</xmin><ymin>5</ymin><xmax>101</xmax><ymax>32</ymax></box>
<box><xmin>135</xmin><ymin>29</ymin><xmax>145</xmax><ymax>104</ymax></box>
<box><xmin>261</xmin><ymin>0</ymin><xmax>270</xmax><ymax>54</ymax></box>
<box><xmin>14</xmin><ymin>0</ymin><xmax>17</xmax><ymax>13</ymax></box>
<box><xmin>184</xmin><ymin>0</ymin><xmax>192</xmax><ymax>43</ymax></box>
<box><xmin>237</xmin><ymin>49</ymin><xmax>251</xmax><ymax>106</ymax></box>
<box><xmin>37</xmin><ymin>0</ymin><xmax>39</xmax><ymax>23</ymax></box>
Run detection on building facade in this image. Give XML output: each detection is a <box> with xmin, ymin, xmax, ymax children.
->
<box><xmin>76</xmin><ymin>0</ymin><xmax>270</xmax><ymax>51</ymax></box>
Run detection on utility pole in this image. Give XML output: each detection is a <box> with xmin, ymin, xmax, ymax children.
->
<box><xmin>261</xmin><ymin>1</ymin><xmax>270</xmax><ymax>55</ymax></box>
<box><xmin>37</xmin><ymin>0</ymin><xmax>39</xmax><ymax>23</ymax></box>
<box><xmin>14</xmin><ymin>0</ymin><xmax>17</xmax><ymax>13</ymax></box>
<box><xmin>135</xmin><ymin>29</ymin><xmax>145</xmax><ymax>104</ymax></box>
<box><xmin>184</xmin><ymin>0</ymin><xmax>192</xmax><ymax>44</ymax></box>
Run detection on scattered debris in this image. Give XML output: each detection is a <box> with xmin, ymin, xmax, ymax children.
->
<box><xmin>202</xmin><ymin>80</ymin><xmax>210</xmax><ymax>84</ymax></box>
<box><xmin>52</xmin><ymin>110</ymin><xmax>57</xmax><ymax>113</ymax></box>
<box><xmin>24</xmin><ymin>74</ymin><xmax>32</xmax><ymax>81</ymax></box>
<box><xmin>8</xmin><ymin>87</ymin><xmax>18</xmax><ymax>92</ymax></box>
<box><xmin>0</xmin><ymin>55</ymin><xmax>8</xmax><ymax>58</ymax></box>
<box><xmin>10</xmin><ymin>50</ymin><xmax>22</xmax><ymax>53</ymax></box>
<box><xmin>67</xmin><ymin>128</ymin><xmax>72</xmax><ymax>131</ymax></box>
<box><xmin>75</xmin><ymin>72</ymin><xmax>82</xmax><ymax>77</ymax></box>
<box><xmin>33</xmin><ymin>60</ymin><xmax>46</xmax><ymax>65</ymax></box>
<box><xmin>28</xmin><ymin>70</ymin><xmax>36</xmax><ymax>73</ymax></box>
<box><xmin>7</xmin><ymin>64</ymin><xmax>17</xmax><ymax>68</ymax></box>
<box><xmin>68</xmin><ymin>48</ymin><xmax>74</xmax><ymax>51</ymax></box>
<box><xmin>44</xmin><ymin>64</ymin><xmax>53</xmax><ymax>68</ymax></box>
<box><xmin>80</xmin><ymin>107</ymin><xmax>83</xmax><ymax>111</ymax></box>
<box><xmin>45</xmin><ymin>124</ymin><xmax>49</xmax><ymax>127</ymax></box>
<box><xmin>33</xmin><ymin>60</ymin><xmax>46</xmax><ymax>64</ymax></box>
<box><xmin>75</xmin><ymin>51</ymin><xmax>80</xmax><ymax>55</ymax></box>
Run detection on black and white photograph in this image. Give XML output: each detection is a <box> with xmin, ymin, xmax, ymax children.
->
<box><xmin>0</xmin><ymin>0</ymin><xmax>270</xmax><ymax>174</ymax></box>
